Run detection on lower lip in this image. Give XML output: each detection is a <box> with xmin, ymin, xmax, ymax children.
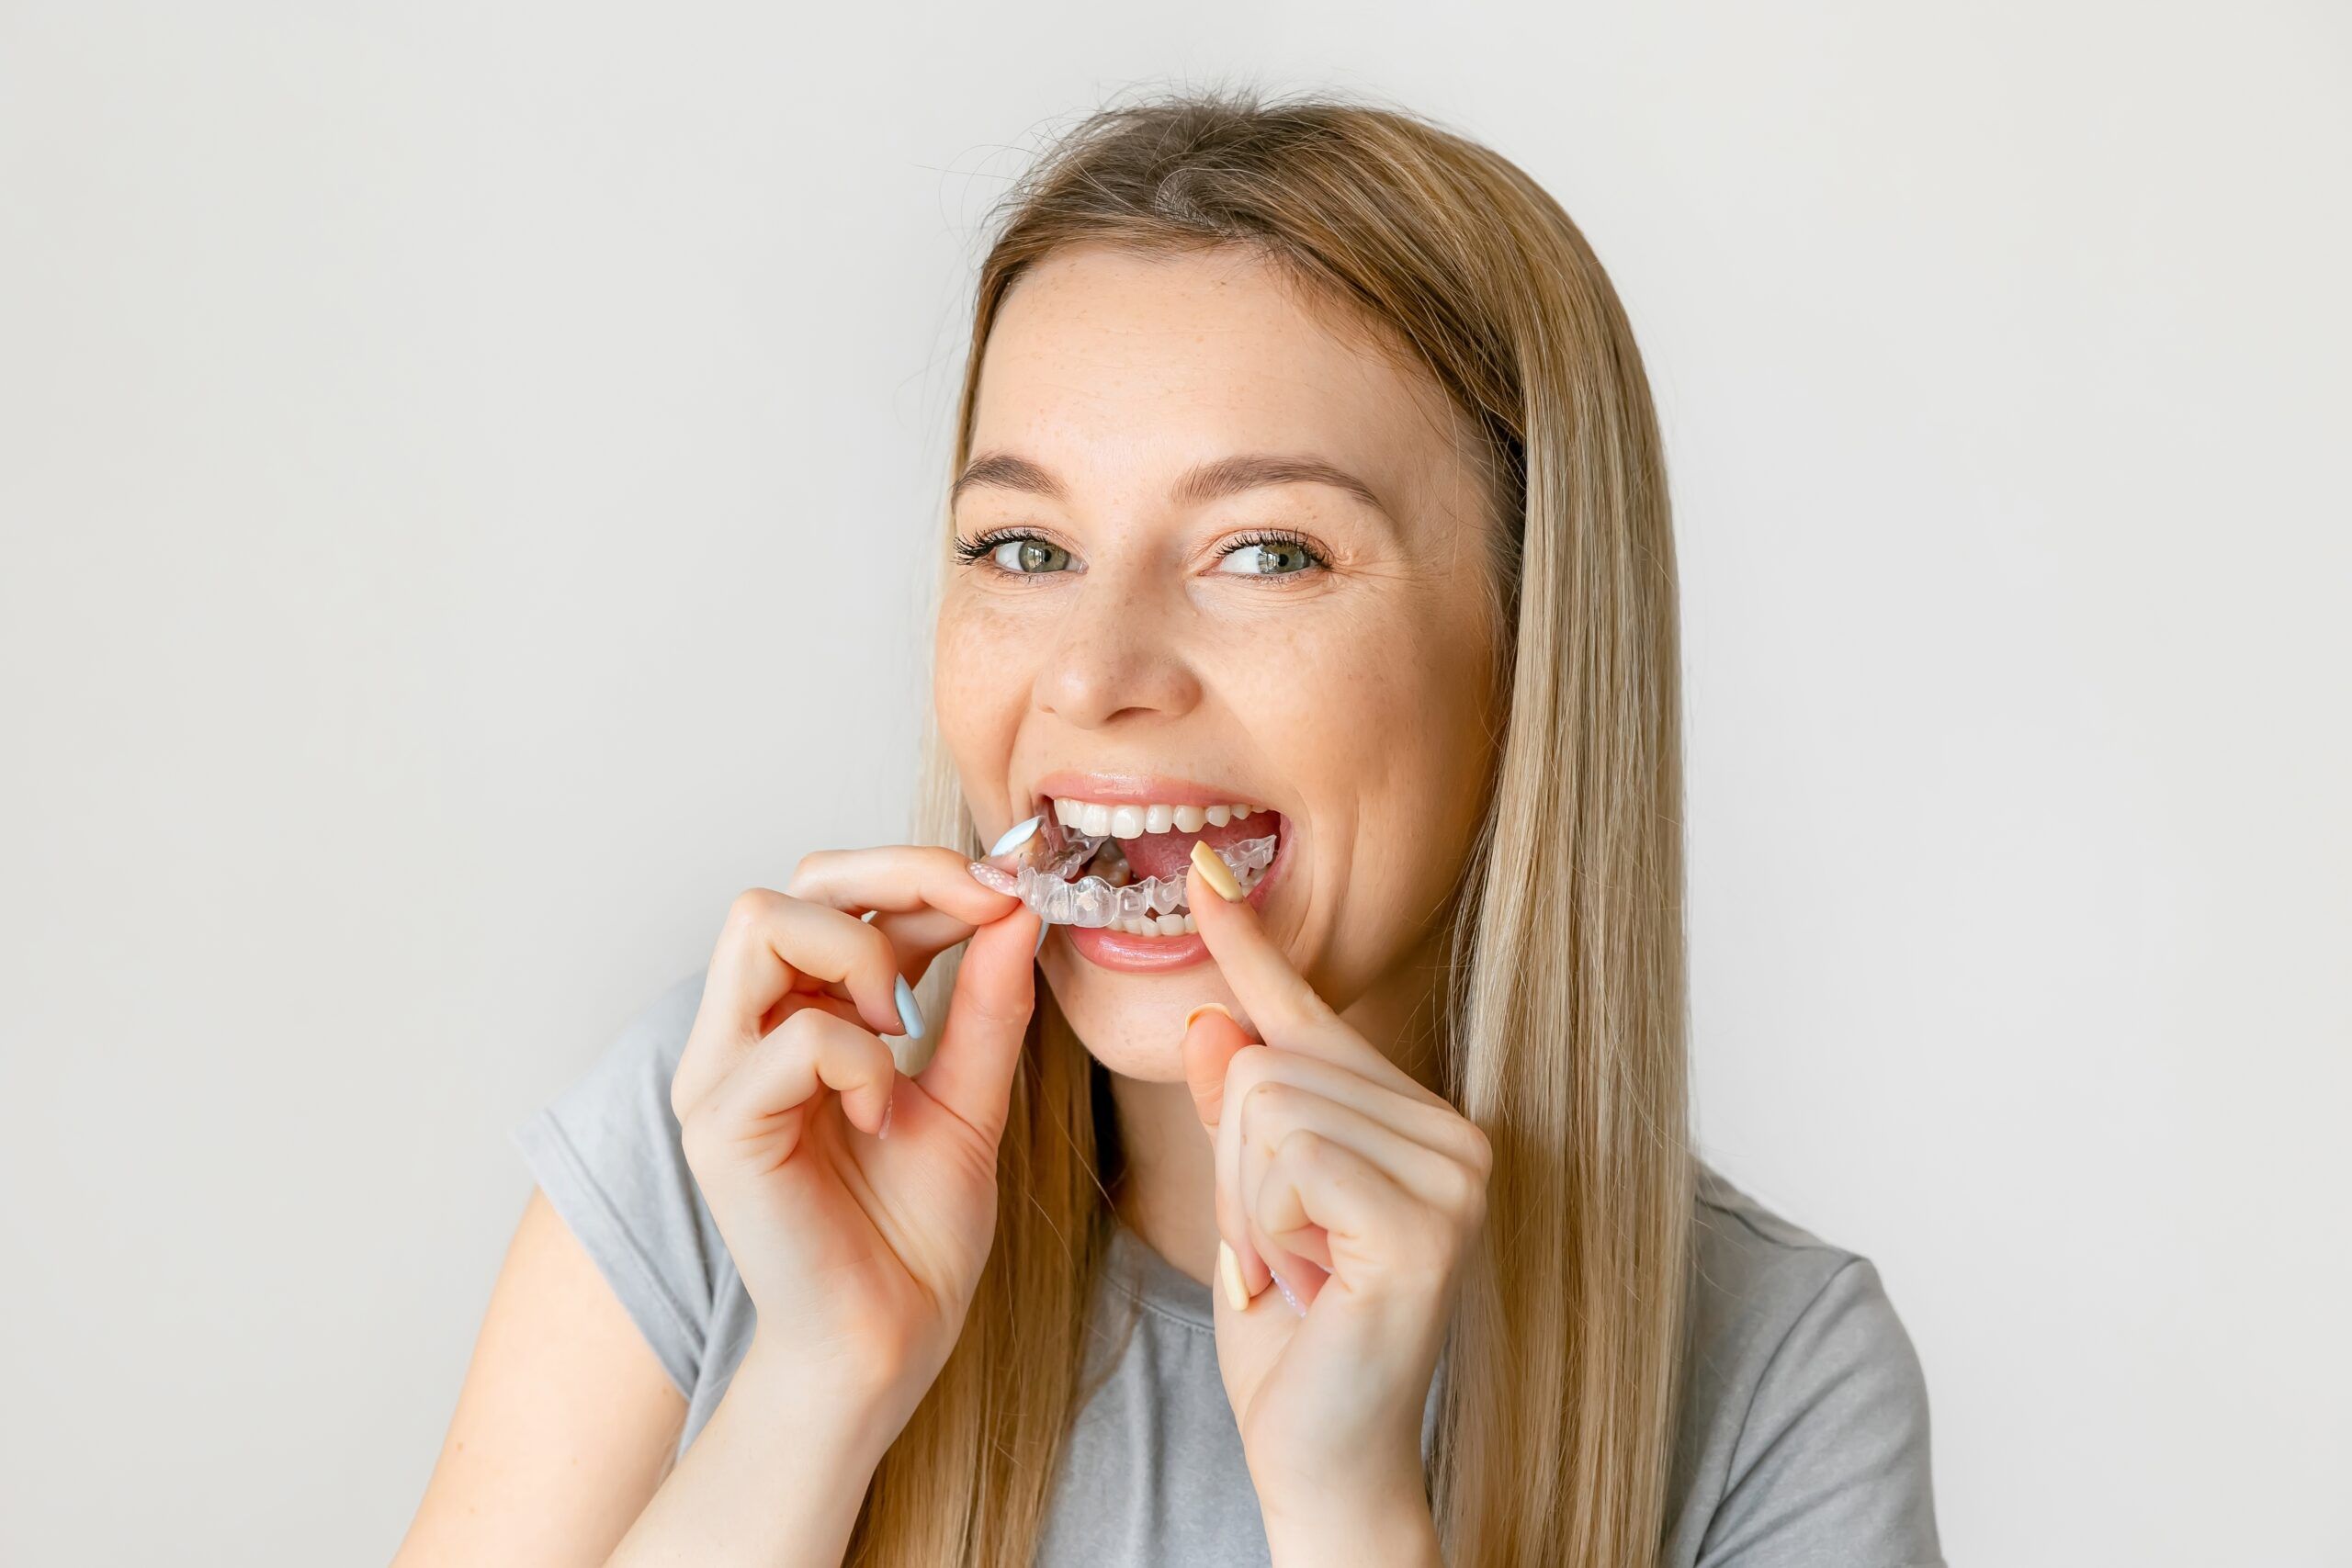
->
<box><xmin>1060</xmin><ymin>834</ymin><xmax>1290</xmax><ymax>973</ymax></box>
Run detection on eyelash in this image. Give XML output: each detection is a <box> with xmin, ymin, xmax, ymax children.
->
<box><xmin>951</xmin><ymin>528</ymin><xmax>1029</xmax><ymax>567</ymax></box>
<box><xmin>1222</xmin><ymin>528</ymin><xmax>1329</xmax><ymax>573</ymax></box>
<box><xmin>950</xmin><ymin>527</ymin><xmax>1332</xmax><ymax>576</ymax></box>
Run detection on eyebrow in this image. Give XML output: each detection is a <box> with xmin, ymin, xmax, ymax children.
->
<box><xmin>950</xmin><ymin>449</ymin><xmax>1389</xmax><ymax>517</ymax></box>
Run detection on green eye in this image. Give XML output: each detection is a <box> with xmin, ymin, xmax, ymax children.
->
<box><xmin>990</xmin><ymin>537</ymin><xmax>1071</xmax><ymax>574</ymax></box>
<box><xmin>1214</xmin><ymin>537</ymin><xmax>1321</xmax><ymax>577</ymax></box>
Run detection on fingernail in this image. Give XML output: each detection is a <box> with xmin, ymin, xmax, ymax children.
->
<box><xmin>989</xmin><ymin>814</ymin><xmax>1043</xmax><ymax>856</ymax></box>
<box><xmin>893</xmin><ymin>974</ymin><xmax>926</xmax><ymax>1040</ymax></box>
<box><xmin>1216</xmin><ymin>1240</ymin><xmax>1251</xmax><ymax>1312</ymax></box>
<box><xmin>1266</xmin><ymin>1261</ymin><xmax>1306</xmax><ymax>1317</ymax></box>
<box><xmin>1182</xmin><ymin>1001</ymin><xmax>1232</xmax><ymax>1034</ymax></box>
<box><xmin>1034</xmin><ymin>919</ymin><xmax>1050</xmax><ymax>955</ymax></box>
<box><xmin>876</xmin><ymin>1090</ymin><xmax>893</xmax><ymax>1140</ymax></box>
<box><xmin>1189</xmin><ymin>840</ymin><xmax>1244</xmax><ymax>902</ymax></box>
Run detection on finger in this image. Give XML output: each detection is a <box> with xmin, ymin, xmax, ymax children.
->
<box><xmin>1256</xmin><ymin>1129</ymin><xmax>1453</xmax><ymax>1312</ymax></box>
<box><xmin>754</xmin><ymin>990</ymin><xmax>867</xmax><ymax>1037</ymax></box>
<box><xmin>708</xmin><ymin>889</ymin><xmax>908</xmax><ymax>1035</ymax></box>
<box><xmin>1184</xmin><ymin>856</ymin><xmax>1436</xmax><ymax>1104</ymax></box>
<box><xmin>683</xmin><ymin>1007</ymin><xmax>899</xmax><ymax>1177</ymax></box>
<box><xmin>787</xmin><ymin>844</ymin><xmax>1022</xmax><ymax>928</ymax></box>
<box><xmin>1225</xmin><ymin>1047</ymin><xmax>1492</xmax><ymax>1172</ymax></box>
<box><xmin>680</xmin><ymin>890</ymin><xmax>910</xmax><ymax>1114</ymax></box>
<box><xmin>910</xmin><ymin>905</ymin><xmax>1042</xmax><ymax>1148</ymax></box>
<box><xmin>1235</xmin><ymin>1077</ymin><xmax>1485</xmax><ymax>1283</ymax></box>
<box><xmin>1180</xmin><ymin>1002</ymin><xmax>1257</xmax><ymax>1139</ymax></box>
<box><xmin>1213</xmin><ymin>1043</ymin><xmax>1448</xmax><ymax>1297</ymax></box>
<box><xmin>1182</xmin><ymin>1001</ymin><xmax>1270</xmax><ymax>1300</ymax></box>
<box><xmin>869</xmin><ymin>907</ymin><xmax>978</xmax><ymax>986</ymax></box>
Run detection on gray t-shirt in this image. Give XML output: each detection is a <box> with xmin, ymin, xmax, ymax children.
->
<box><xmin>513</xmin><ymin>970</ymin><xmax>1943</xmax><ymax>1566</ymax></box>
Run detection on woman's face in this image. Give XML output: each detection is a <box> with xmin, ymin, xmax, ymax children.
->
<box><xmin>934</xmin><ymin>243</ymin><xmax>1504</xmax><ymax>1081</ymax></box>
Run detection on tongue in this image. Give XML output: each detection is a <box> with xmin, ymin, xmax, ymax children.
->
<box><xmin>1115</xmin><ymin>814</ymin><xmax>1275</xmax><ymax>883</ymax></box>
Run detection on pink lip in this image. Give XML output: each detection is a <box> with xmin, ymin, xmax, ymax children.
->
<box><xmin>1027</xmin><ymin>770</ymin><xmax>1272</xmax><ymax>810</ymax></box>
<box><xmin>1057</xmin><ymin>829</ymin><xmax>1293</xmax><ymax>974</ymax></box>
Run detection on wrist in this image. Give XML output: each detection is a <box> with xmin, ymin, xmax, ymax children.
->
<box><xmin>1262</xmin><ymin>1483</ymin><xmax>1441</xmax><ymax>1568</ymax></box>
<box><xmin>606</xmin><ymin>1337</ymin><xmax>912</xmax><ymax>1567</ymax></box>
<box><xmin>730</xmin><ymin>1333</ymin><xmax>910</xmax><ymax>1472</ymax></box>
<box><xmin>1258</xmin><ymin>1461</ymin><xmax>1440</xmax><ymax>1568</ymax></box>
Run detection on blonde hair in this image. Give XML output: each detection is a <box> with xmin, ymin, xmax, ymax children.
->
<box><xmin>865</xmin><ymin>87</ymin><xmax>1692</xmax><ymax>1566</ymax></box>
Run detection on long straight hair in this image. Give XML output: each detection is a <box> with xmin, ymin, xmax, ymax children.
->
<box><xmin>859</xmin><ymin>88</ymin><xmax>1693</xmax><ymax>1566</ymax></box>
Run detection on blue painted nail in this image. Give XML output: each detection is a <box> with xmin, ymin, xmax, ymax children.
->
<box><xmin>893</xmin><ymin>974</ymin><xmax>926</xmax><ymax>1040</ymax></box>
<box><xmin>989</xmin><ymin>815</ymin><xmax>1044</xmax><ymax>856</ymax></box>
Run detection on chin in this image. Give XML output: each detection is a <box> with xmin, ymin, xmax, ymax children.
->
<box><xmin>1037</xmin><ymin>959</ymin><xmax>1227</xmax><ymax>1084</ymax></box>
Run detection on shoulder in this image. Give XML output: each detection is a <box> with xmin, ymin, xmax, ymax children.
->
<box><xmin>1668</xmin><ymin>1161</ymin><xmax>1944</xmax><ymax>1567</ymax></box>
<box><xmin>1688</xmin><ymin>1160</ymin><xmax>1874</xmax><ymax>1355</ymax></box>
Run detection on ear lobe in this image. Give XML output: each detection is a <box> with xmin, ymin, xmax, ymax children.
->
<box><xmin>1180</xmin><ymin>1001</ymin><xmax>1255</xmax><ymax>1135</ymax></box>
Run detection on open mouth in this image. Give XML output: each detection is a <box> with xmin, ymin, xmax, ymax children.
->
<box><xmin>1039</xmin><ymin>799</ymin><xmax>1279</xmax><ymax>931</ymax></box>
<box><xmin>971</xmin><ymin>788</ymin><xmax>1285</xmax><ymax>940</ymax></box>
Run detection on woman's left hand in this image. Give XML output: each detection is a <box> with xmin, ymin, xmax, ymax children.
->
<box><xmin>1180</xmin><ymin>857</ymin><xmax>1492</xmax><ymax>1561</ymax></box>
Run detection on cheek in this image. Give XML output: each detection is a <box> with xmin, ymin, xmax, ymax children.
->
<box><xmin>933</xmin><ymin>598</ymin><xmax>1030</xmax><ymax>784</ymax></box>
<box><xmin>1238</xmin><ymin>604</ymin><xmax>1492</xmax><ymax>796</ymax></box>
<box><xmin>932</xmin><ymin>602</ymin><xmax>991</xmax><ymax>713</ymax></box>
<box><xmin>1226</xmin><ymin>597</ymin><xmax>1497</xmax><ymax>902</ymax></box>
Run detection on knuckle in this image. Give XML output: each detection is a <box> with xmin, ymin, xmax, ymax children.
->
<box><xmin>1275</xmin><ymin>1125</ymin><xmax>1325</xmax><ymax>1169</ymax></box>
<box><xmin>1453</xmin><ymin>1118</ymin><xmax>1495</xmax><ymax>1178</ymax></box>
<box><xmin>1250</xmin><ymin>1184</ymin><xmax>1281</xmax><ymax>1235</ymax></box>
<box><xmin>724</xmin><ymin>886</ymin><xmax>784</xmax><ymax>932</ymax></box>
<box><xmin>853</xmin><ymin>915</ymin><xmax>899</xmax><ymax>972</ymax></box>
<box><xmin>771</xmin><ymin>1005</ymin><xmax>821</xmax><ymax>1048</ymax></box>
<box><xmin>1238</xmin><ymin>1077</ymin><xmax>1295</xmax><ymax>1133</ymax></box>
<box><xmin>1222</xmin><ymin>1046</ymin><xmax>1272</xmax><ymax>1101</ymax></box>
<box><xmin>1438</xmin><ymin>1157</ymin><xmax>1486</xmax><ymax>1223</ymax></box>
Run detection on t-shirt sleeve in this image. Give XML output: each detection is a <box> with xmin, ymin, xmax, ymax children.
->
<box><xmin>1699</xmin><ymin>1256</ymin><xmax>1944</xmax><ymax>1568</ymax></box>
<box><xmin>509</xmin><ymin>968</ymin><xmax>721</xmax><ymax>1400</ymax></box>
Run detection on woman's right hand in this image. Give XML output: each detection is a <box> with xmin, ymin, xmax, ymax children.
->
<box><xmin>669</xmin><ymin>845</ymin><xmax>1039</xmax><ymax>1435</ymax></box>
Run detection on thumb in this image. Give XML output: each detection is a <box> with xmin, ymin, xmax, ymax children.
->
<box><xmin>1181</xmin><ymin>1002</ymin><xmax>1257</xmax><ymax>1140</ymax></box>
<box><xmin>1182</xmin><ymin>1000</ymin><xmax>1272</xmax><ymax>1303</ymax></box>
<box><xmin>911</xmin><ymin>907</ymin><xmax>1041</xmax><ymax>1148</ymax></box>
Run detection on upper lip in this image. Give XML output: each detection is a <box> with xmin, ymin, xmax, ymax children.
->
<box><xmin>1027</xmin><ymin>769</ymin><xmax>1277</xmax><ymax>812</ymax></box>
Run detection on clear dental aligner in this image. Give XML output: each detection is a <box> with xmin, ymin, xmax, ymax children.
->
<box><xmin>969</xmin><ymin>833</ymin><xmax>1277</xmax><ymax>928</ymax></box>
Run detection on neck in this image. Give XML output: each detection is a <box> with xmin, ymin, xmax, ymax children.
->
<box><xmin>1104</xmin><ymin>940</ymin><xmax>1451</xmax><ymax>1288</ymax></box>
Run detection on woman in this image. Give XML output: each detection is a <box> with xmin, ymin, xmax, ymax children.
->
<box><xmin>396</xmin><ymin>91</ymin><xmax>1941</xmax><ymax>1567</ymax></box>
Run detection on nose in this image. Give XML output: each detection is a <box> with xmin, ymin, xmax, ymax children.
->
<box><xmin>1031</xmin><ymin>567</ymin><xmax>1204</xmax><ymax>729</ymax></box>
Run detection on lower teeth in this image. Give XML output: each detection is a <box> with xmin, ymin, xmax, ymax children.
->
<box><xmin>1107</xmin><ymin>911</ymin><xmax>1200</xmax><ymax>937</ymax></box>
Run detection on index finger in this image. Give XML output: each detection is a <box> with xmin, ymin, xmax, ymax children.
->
<box><xmin>1184</xmin><ymin>849</ymin><xmax>1441</xmax><ymax>1104</ymax></box>
<box><xmin>788</xmin><ymin>844</ymin><xmax>1021</xmax><ymax>927</ymax></box>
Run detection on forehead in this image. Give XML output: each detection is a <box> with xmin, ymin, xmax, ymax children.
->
<box><xmin>968</xmin><ymin>243</ymin><xmax>1475</xmax><ymax>504</ymax></box>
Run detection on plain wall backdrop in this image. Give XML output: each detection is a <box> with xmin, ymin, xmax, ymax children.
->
<box><xmin>3</xmin><ymin>3</ymin><xmax>2346</xmax><ymax>1562</ymax></box>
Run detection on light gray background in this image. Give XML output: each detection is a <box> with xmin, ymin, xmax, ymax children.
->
<box><xmin>3</xmin><ymin>4</ymin><xmax>2346</xmax><ymax>1564</ymax></box>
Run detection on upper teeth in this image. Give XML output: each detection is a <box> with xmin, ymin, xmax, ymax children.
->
<box><xmin>1051</xmin><ymin>797</ymin><xmax>1263</xmax><ymax>839</ymax></box>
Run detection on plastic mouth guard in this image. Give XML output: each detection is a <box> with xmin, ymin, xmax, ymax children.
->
<box><xmin>967</xmin><ymin>798</ymin><xmax>1276</xmax><ymax>929</ymax></box>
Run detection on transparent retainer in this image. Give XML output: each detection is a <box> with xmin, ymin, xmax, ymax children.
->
<box><xmin>968</xmin><ymin>832</ymin><xmax>1277</xmax><ymax>927</ymax></box>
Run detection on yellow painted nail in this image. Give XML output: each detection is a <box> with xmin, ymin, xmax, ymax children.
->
<box><xmin>1182</xmin><ymin>1001</ymin><xmax>1233</xmax><ymax>1033</ymax></box>
<box><xmin>1189</xmin><ymin>839</ymin><xmax>1244</xmax><ymax>902</ymax></box>
<box><xmin>1216</xmin><ymin>1239</ymin><xmax>1251</xmax><ymax>1311</ymax></box>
